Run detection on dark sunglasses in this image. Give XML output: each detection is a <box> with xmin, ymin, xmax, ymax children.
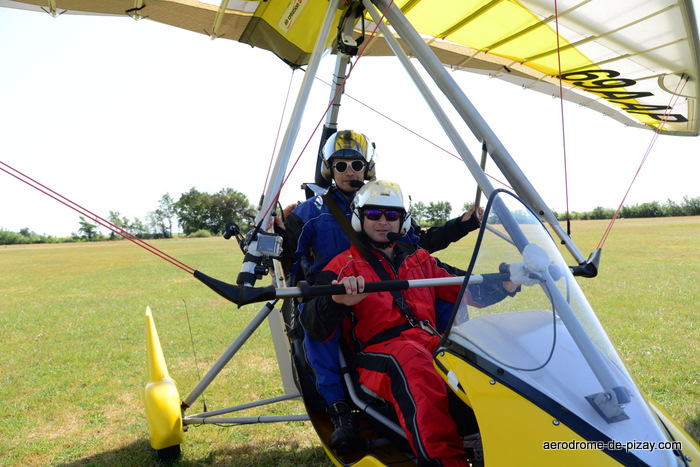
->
<box><xmin>364</xmin><ymin>209</ymin><xmax>401</xmax><ymax>222</ymax></box>
<box><xmin>333</xmin><ymin>160</ymin><xmax>365</xmax><ymax>173</ymax></box>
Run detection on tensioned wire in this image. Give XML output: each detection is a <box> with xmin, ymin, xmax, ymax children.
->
<box><xmin>0</xmin><ymin>160</ymin><xmax>196</xmax><ymax>275</ymax></box>
<box><xmin>313</xmin><ymin>76</ymin><xmax>513</xmax><ymax>191</ymax></box>
<box><xmin>550</xmin><ymin>0</ymin><xmax>687</xmax><ymax>251</ymax></box>
<box><xmin>261</xmin><ymin>0</ymin><xmax>516</xmax><ymax>223</ymax></box>
<box><xmin>596</xmin><ymin>75</ymin><xmax>689</xmax><ymax>250</ymax></box>
<box><xmin>254</xmin><ymin>0</ymin><xmax>397</xmax><ymax>226</ymax></box>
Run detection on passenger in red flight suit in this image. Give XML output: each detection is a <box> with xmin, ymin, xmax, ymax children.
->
<box><xmin>302</xmin><ymin>180</ymin><xmax>519</xmax><ymax>467</ymax></box>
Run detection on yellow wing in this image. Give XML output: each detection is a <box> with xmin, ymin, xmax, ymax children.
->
<box><xmin>3</xmin><ymin>0</ymin><xmax>698</xmax><ymax>135</ymax></box>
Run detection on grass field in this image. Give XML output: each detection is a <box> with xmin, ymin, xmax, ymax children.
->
<box><xmin>1</xmin><ymin>217</ymin><xmax>698</xmax><ymax>465</ymax></box>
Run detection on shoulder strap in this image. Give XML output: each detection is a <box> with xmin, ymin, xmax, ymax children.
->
<box><xmin>322</xmin><ymin>192</ymin><xmax>433</xmax><ymax>333</ymax></box>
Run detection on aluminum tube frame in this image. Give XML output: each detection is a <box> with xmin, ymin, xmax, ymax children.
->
<box><xmin>182</xmin><ymin>300</ymin><xmax>277</xmax><ymax>409</ymax></box>
<box><xmin>183</xmin><ymin>394</ymin><xmax>309</xmax><ymax>426</ymax></box>
<box><xmin>338</xmin><ymin>348</ymin><xmax>407</xmax><ymax>440</ymax></box>
<box><xmin>268</xmin><ymin>259</ymin><xmax>298</xmax><ymax>395</ymax></box>
<box><xmin>368</xmin><ymin>0</ymin><xmax>621</xmax><ymax>403</ymax></box>
<box><xmin>325</xmin><ymin>9</ymin><xmax>358</xmax><ymax>129</ymax></box>
<box><xmin>363</xmin><ymin>0</ymin><xmax>495</xmax><ymax>199</ymax></box>
<box><xmin>541</xmin><ymin>269</ymin><xmax>628</xmax><ymax>415</ymax></box>
<box><xmin>252</xmin><ymin>0</ymin><xmax>341</xmax><ymax>231</ymax></box>
<box><xmin>187</xmin><ymin>393</ymin><xmax>302</xmax><ymax>418</ymax></box>
<box><xmin>185</xmin><ymin>414</ymin><xmax>310</xmax><ymax>425</ymax></box>
<box><xmin>371</xmin><ymin>0</ymin><xmax>585</xmax><ymax>265</ymax></box>
<box><xmin>364</xmin><ymin>1</ymin><xmax>529</xmax><ymax>250</ymax></box>
<box><xmin>324</xmin><ymin>53</ymin><xmax>349</xmax><ymax>131</ymax></box>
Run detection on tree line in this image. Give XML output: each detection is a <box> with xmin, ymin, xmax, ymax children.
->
<box><xmin>410</xmin><ymin>197</ymin><xmax>700</xmax><ymax>226</ymax></box>
<box><xmin>1</xmin><ymin>193</ymin><xmax>698</xmax><ymax>245</ymax></box>
<box><xmin>552</xmin><ymin>196</ymin><xmax>700</xmax><ymax>221</ymax></box>
<box><xmin>1</xmin><ymin>188</ymin><xmax>256</xmax><ymax>245</ymax></box>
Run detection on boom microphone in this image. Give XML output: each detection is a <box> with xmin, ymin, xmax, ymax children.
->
<box><xmin>349</xmin><ymin>180</ymin><xmax>364</xmax><ymax>188</ymax></box>
<box><xmin>387</xmin><ymin>232</ymin><xmax>402</xmax><ymax>241</ymax></box>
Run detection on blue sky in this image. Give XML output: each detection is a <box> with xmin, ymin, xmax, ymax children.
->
<box><xmin>1</xmin><ymin>4</ymin><xmax>699</xmax><ymax>237</ymax></box>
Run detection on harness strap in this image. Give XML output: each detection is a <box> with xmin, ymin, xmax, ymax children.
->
<box><xmin>363</xmin><ymin>323</ymin><xmax>413</xmax><ymax>348</ymax></box>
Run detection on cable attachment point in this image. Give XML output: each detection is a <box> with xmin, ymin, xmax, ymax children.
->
<box><xmin>569</xmin><ymin>248</ymin><xmax>601</xmax><ymax>278</ymax></box>
<box><xmin>336</xmin><ymin>2</ymin><xmax>365</xmax><ymax>56</ymax></box>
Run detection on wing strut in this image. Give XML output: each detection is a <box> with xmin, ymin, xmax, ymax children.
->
<box><xmin>363</xmin><ymin>0</ymin><xmax>495</xmax><ymax>201</ymax></box>
<box><xmin>371</xmin><ymin>0</ymin><xmax>586</xmax><ymax>265</ymax></box>
<box><xmin>237</xmin><ymin>0</ymin><xmax>343</xmax><ymax>287</ymax></box>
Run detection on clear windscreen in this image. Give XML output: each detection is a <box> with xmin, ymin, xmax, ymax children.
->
<box><xmin>445</xmin><ymin>191</ymin><xmax>679</xmax><ymax>465</ymax></box>
<box><xmin>450</xmin><ymin>190</ymin><xmax>628</xmax><ymax>380</ymax></box>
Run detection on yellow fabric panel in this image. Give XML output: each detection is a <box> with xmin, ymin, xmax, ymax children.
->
<box><xmin>252</xmin><ymin>0</ymin><xmax>341</xmax><ymax>55</ymax></box>
<box><xmin>394</xmin><ymin>0</ymin><xmax>689</xmax><ymax>132</ymax></box>
<box><xmin>3</xmin><ymin>0</ymin><xmax>697</xmax><ymax>134</ymax></box>
<box><xmin>400</xmin><ymin>0</ymin><xmax>592</xmax><ymax>76</ymax></box>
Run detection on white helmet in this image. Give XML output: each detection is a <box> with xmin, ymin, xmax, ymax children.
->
<box><xmin>320</xmin><ymin>130</ymin><xmax>377</xmax><ymax>180</ymax></box>
<box><xmin>351</xmin><ymin>180</ymin><xmax>411</xmax><ymax>233</ymax></box>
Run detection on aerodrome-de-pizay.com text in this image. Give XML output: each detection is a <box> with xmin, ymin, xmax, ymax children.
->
<box><xmin>543</xmin><ymin>439</ymin><xmax>682</xmax><ymax>453</ymax></box>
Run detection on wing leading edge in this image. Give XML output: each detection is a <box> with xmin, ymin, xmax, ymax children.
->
<box><xmin>2</xmin><ymin>0</ymin><xmax>698</xmax><ymax>135</ymax></box>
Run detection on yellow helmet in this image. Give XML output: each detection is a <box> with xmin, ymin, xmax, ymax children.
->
<box><xmin>320</xmin><ymin>130</ymin><xmax>376</xmax><ymax>180</ymax></box>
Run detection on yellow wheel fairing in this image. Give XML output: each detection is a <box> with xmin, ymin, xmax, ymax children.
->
<box><xmin>435</xmin><ymin>351</ymin><xmax>625</xmax><ymax>466</ymax></box>
<box><xmin>144</xmin><ymin>307</ymin><xmax>184</xmax><ymax>451</ymax></box>
<box><xmin>144</xmin><ymin>379</ymin><xmax>185</xmax><ymax>450</ymax></box>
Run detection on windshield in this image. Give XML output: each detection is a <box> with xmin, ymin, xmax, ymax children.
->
<box><xmin>445</xmin><ymin>190</ymin><xmax>677</xmax><ymax>465</ymax></box>
<box><xmin>450</xmin><ymin>190</ymin><xmax>625</xmax><ymax>373</ymax></box>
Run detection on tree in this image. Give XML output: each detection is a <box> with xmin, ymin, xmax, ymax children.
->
<box><xmin>209</xmin><ymin>188</ymin><xmax>256</xmax><ymax>235</ymax></box>
<box><xmin>158</xmin><ymin>193</ymin><xmax>175</xmax><ymax>237</ymax></box>
<box><xmin>130</xmin><ymin>218</ymin><xmax>149</xmax><ymax>237</ymax></box>
<box><xmin>174</xmin><ymin>188</ymin><xmax>213</xmax><ymax>235</ymax></box>
<box><xmin>412</xmin><ymin>201</ymin><xmax>428</xmax><ymax>225</ymax></box>
<box><xmin>78</xmin><ymin>216</ymin><xmax>98</xmax><ymax>240</ymax></box>
<box><xmin>682</xmin><ymin>195</ymin><xmax>700</xmax><ymax>215</ymax></box>
<box><xmin>108</xmin><ymin>210</ymin><xmax>130</xmax><ymax>240</ymax></box>
<box><xmin>661</xmin><ymin>199</ymin><xmax>684</xmax><ymax>217</ymax></box>
<box><xmin>425</xmin><ymin>201</ymin><xmax>452</xmax><ymax>226</ymax></box>
<box><xmin>590</xmin><ymin>206</ymin><xmax>614</xmax><ymax>219</ymax></box>
<box><xmin>147</xmin><ymin>209</ymin><xmax>169</xmax><ymax>238</ymax></box>
<box><xmin>173</xmin><ymin>187</ymin><xmax>256</xmax><ymax>235</ymax></box>
<box><xmin>635</xmin><ymin>201</ymin><xmax>663</xmax><ymax>218</ymax></box>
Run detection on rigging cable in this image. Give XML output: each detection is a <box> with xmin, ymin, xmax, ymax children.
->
<box><xmin>596</xmin><ymin>75</ymin><xmax>689</xmax><ymax>250</ymax></box>
<box><xmin>313</xmin><ymin>77</ymin><xmax>514</xmax><ymax>191</ymax></box>
<box><xmin>261</xmin><ymin>68</ymin><xmax>298</xmax><ymax>200</ymax></box>
<box><xmin>183</xmin><ymin>298</ymin><xmax>207</xmax><ymax>412</ymax></box>
<box><xmin>256</xmin><ymin>0</ymin><xmax>395</xmax><ymax>223</ymax></box>
<box><xmin>0</xmin><ymin>159</ymin><xmax>196</xmax><ymax>275</ymax></box>
<box><xmin>553</xmin><ymin>0</ymin><xmax>572</xmax><ymax>236</ymax></box>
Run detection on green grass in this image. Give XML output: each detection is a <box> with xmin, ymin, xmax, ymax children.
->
<box><xmin>1</xmin><ymin>218</ymin><xmax>698</xmax><ymax>465</ymax></box>
<box><xmin>1</xmin><ymin>238</ymin><xmax>328</xmax><ymax>466</ymax></box>
<box><xmin>438</xmin><ymin>216</ymin><xmax>698</xmax><ymax>443</ymax></box>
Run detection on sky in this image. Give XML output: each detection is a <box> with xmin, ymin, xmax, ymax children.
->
<box><xmin>1</xmin><ymin>4</ymin><xmax>699</xmax><ymax>238</ymax></box>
